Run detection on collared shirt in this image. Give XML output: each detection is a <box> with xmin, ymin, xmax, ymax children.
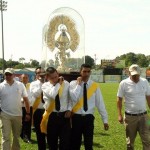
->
<box><xmin>42</xmin><ymin>80</ymin><xmax>72</xmax><ymax>112</ymax></box>
<box><xmin>22</xmin><ymin>83</ymin><xmax>33</xmax><ymax>107</ymax></box>
<box><xmin>30</xmin><ymin>80</ymin><xmax>44</xmax><ymax>109</ymax></box>
<box><xmin>69</xmin><ymin>79</ymin><xmax>108</xmax><ymax>123</ymax></box>
<box><xmin>117</xmin><ymin>77</ymin><xmax>150</xmax><ymax>114</ymax></box>
<box><xmin>0</xmin><ymin>80</ymin><xmax>28</xmax><ymax>116</ymax></box>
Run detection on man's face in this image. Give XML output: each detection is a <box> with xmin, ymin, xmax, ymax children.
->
<box><xmin>35</xmin><ymin>69</ymin><xmax>45</xmax><ymax>80</ymax></box>
<box><xmin>47</xmin><ymin>71</ymin><xmax>59</xmax><ymax>85</ymax></box>
<box><xmin>5</xmin><ymin>73</ymin><xmax>14</xmax><ymax>82</ymax></box>
<box><xmin>80</xmin><ymin>67</ymin><xmax>91</xmax><ymax>80</ymax></box>
<box><xmin>21</xmin><ymin>74</ymin><xmax>29</xmax><ymax>84</ymax></box>
<box><xmin>130</xmin><ymin>74</ymin><xmax>140</xmax><ymax>83</ymax></box>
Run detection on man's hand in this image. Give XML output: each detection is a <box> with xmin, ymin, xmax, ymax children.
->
<box><xmin>104</xmin><ymin>123</ymin><xmax>109</xmax><ymax>130</ymax></box>
<box><xmin>58</xmin><ymin>76</ymin><xmax>64</xmax><ymax>85</ymax></box>
<box><xmin>118</xmin><ymin>114</ymin><xmax>123</xmax><ymax>124</ymax></box>
<box><xmin>25</xmin><ymin>114</ymin><xmax>31</xmax><ymax>121</ymax></box>
<box><xmin>64</xmin><ymin>110</ymin><xmax>72</xmax><ymax>118</ymax></box>
<box><xmin>39</xmin><ymin>76</ymin><xmax>45</xmax><ymax>83</ymax></box>
<box><xmin>77</xmin><ymin>77</ymin><xmax>82</xmax><ymax>85</ymax></box>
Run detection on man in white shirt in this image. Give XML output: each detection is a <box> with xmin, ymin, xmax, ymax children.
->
<box><xmin>117</xmin><ymin>64</ymin><xmax>150</xmax><ymax>150</ymax></box>
<box><xmin>41</xmin><ymin>67</ymin><xmax>72</xmax><ymax>150</ymax></box>
<box><xmin>30</xmin><ymin>67</ymin><xmax>47</xmax><ymax>150</ymax></box>
<box><xmin>0</xmin><ymin>68</ymin><xmax>30</xmax><ymax>150</ymax></box>
<box><xmin>20</xmin><ymin>74</ymin><xmax>33</xmax><ymax>143</ymax></box>
<box><xmin>69</xmin><ymin>64</ymin><xmax>109</xmax><ymax>150</ymax></box>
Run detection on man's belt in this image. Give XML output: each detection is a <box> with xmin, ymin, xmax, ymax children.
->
<box><xmin>125</xmin><ymin>111</ymin><xmax>147</xmax><ymax>116</ymax></box>
<box><xmin>51</xmin><ymin>111</ymin><xmax>66</xmax><ymax>117</ymax></box>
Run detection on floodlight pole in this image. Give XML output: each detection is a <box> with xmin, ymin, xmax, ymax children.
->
<box><xmin>0</xmin><ymin>0</ymin><xmax>7</xmax><ymax>74</ymax></box>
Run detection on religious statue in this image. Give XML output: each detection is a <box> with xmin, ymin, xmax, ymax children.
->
<box><xmin>42</xmin><ymin>7</ymin><xmax>84</xmax><ymax>73</ymax></box>
<box><xmin>46</xmin><ymin>15</ymin><xmax>80</xmax><ymax>71</ymax></box>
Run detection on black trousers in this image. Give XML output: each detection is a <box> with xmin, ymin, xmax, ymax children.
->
<box><xmin>71</xmin><ymin>114</ymin><xmax>94</xmax><ymax>150</ymax></box>
<box><xmin>47</xmin><ymin>112</ymin><xmax>71</xmax><ymax>150</ymax></box>
<box><xmin>20</xmin><ymin>107</ymin><xmax>32</xmax><ymax>140</ymax></box>
<box><xmin>33</xmin><ymin>109</ymin><xmax>46</xmax><ymax>150</ymax></box>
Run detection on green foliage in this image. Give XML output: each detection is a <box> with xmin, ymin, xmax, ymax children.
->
<box><xmin>0</xmin><ymin>58</ymin><xmax>6</xmax><ymax>70</ymax></box>
<box><xmin>0</xmin><ymin>58</ymin><xmax>40</xmax><ymax>70</ymax></box>
<box><xmin>0</xmin><ymin>52</ymin><xmax>149</xmax><ymax>70</ymax></box>
<box><xmin>30</xmin><ymin>60</ymin><xmax>39</xmax><ymax>67</ymax></box>
<box><xmin>117</xmin><ymin>52</ymin><xmax>149</xmax><ymax>67</ymax></box>
<box><xmin>14</xmin><ymin>63</ymin><xmax>25</xmax><ymax>69</ymax></box>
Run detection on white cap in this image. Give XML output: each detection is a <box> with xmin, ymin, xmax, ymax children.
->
<box><xmin>4</xmin><ymin>68</ymin><xmax>14</xmax><ymax>74</ymax></box>
<box><xmin>129</xmin><ymin>64</ymin><xmax>140</xmax><ymax>75</ymax></box>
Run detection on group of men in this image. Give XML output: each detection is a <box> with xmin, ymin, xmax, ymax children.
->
<box><xmin>0</xmin><ymin>63</ymin><xmax>150</xmax><ymax>150</ymax></box>
<box><xmin>0</xmin><ymin>64</ymin><xmax>109</xmax><ymax>150</ymax></box>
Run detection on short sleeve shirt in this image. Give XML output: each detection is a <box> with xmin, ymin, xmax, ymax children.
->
<box><xmin>117</xmin><ymin>77</ymin><xmax>150</xmax><ymax>113</ymax></box>
<box><xmin>0</xmin><ymin>80</ymin><xmax>28</xmax><ymax>116</ymax></box>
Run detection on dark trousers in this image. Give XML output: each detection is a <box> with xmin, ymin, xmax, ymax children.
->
<box><xmin>21</xmin><ymin>107</ymin><xmax>32</xmax><ymax>140</ymax></box>
<box><xmin>33</xmin><ymin>109</ymin><xmax>46</xmax><ymax>150</ymax></box>
<box><xmin>71</xmin><ymin>114</ymin><xmax>94</xmax><ymax>150</ymax></box>
<box><xmin>47</xmin><ymin>112</ymin><xmax>71</xmax><ymax>150</ymax></box>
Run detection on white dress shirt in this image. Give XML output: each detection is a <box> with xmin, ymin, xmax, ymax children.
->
<box><xmin>22</xmin><ymin>83</ymin><xmax>33</xmax><ymax>107</ymax></box>
<box><xmin>117</xmin><ymin>77</ymin><xmax>150</xmax><ymax>114</ymax></box>
<box><xmin>0</xmin><ymin>80</ymin><xmax>28</xmax><ymax>116</ymax></box>
<box><xmin>30</xmin><ymin>80</ymin><xmax>44</xmax><ymax>109</ymax></box>
<box><xmin>69</xmin><ymin>79</ymin><xmax>108</xmax><ymax>123</ymax></box>
<box><xmin>42</xmin><ymin>80</ymin><xmax>72</xmax><ymax>112</ymax></box>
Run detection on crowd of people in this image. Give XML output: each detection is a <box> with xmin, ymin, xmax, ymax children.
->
<box><xmin>0</xmin><ymin>63</ymin><xmax>150</xmax><ymax>150</ymax></box>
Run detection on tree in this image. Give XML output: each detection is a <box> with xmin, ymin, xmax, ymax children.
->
<box><xmin>6</xmin><ymin>60</ymin><xmax>19</xmax><ymax>68</ymax></box>
<box><xmin>19</xmin><ymin>57</ymin><xmax>25</xmax><ymax>64</ymax></box>
<box><xmin>30</xmin><ymin>60</ymin><xmax>39</xmax><ymax>67</ymax></box>
<box><xmin>14</xmin><ymin>63</ymin><xmax>24</xmax><ymax>69</ymax></box>
<box><xmin>0</xmin><ymin>58</ymin><xmax>6</xmax><ymax>70</ymax></box>
<box><xmin>136</xmin><ymin>54</ymin><xmax>148</xmax><ymax>67</ymax></box>
<box><xmin>146</xmin><ymin>55</ymin><xmax>150</xmax><ymax>66</ymax></box>
<box><xmin>116</xmin><ymin>52</ymin><xmax>137</xmax><ymax>67</ymax></box>
<box><xmin>24</xmin><ymin>62</ymin><xmax>32</xmax><ymax>68</ymax></box>
<box><xmin>116</xmin><ymin>52</ymin><xmax>150</xmax><ymax>67</ymax></box>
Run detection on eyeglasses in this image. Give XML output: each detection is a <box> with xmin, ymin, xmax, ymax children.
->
<box><xmin>5</xmin><ymin>73</ymin><xmax>13</xmax><ymax>76</ymax></box>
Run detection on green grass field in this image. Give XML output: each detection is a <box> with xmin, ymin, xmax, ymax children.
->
<box><xmin>0</xmin><ymin>83</ymin><xmax>144</xmax><ymax>149</ymax></box>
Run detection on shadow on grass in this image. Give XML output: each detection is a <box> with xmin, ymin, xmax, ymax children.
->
<box><xmin>93</xmin><ymin>142</ymin><xmax>104</xmax><ymax>148</ymax></box>
<box><xmin>81</xmin><ymin>141</ymin><xmax>104</xmax><ymax>148</ymax></box>
<box><xmin>94</xmin><ymin>132</ymin><xmax>110</xmax><ymax>136</ymax></box>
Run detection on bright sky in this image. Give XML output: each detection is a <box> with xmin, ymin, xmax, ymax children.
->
<box><xmin>0</xmin><ymin>0</ymin><xmax>150</xmax><ymax>64</ymax></box>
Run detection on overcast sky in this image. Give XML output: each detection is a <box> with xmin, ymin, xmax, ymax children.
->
<box><xmin>0</xmin><ymin>0</ymin><xmax>150</xmax><ymax>64</ymax></box>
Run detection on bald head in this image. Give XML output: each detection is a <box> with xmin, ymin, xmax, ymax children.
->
<box><xmin>20</xmin><ymin>74</ymin><xmax>29</xmax><ymax>84</ymax></box>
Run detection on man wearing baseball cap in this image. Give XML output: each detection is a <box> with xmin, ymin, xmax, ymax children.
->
<box><xmin>0</xmin><ymin>68</ymin><xmax>30</xmax><ymax>150</ymax></box>
<box><xmin>117</xmin><ymin>64</ymin><xmax>150</xmax><ymax>150</ymax></box>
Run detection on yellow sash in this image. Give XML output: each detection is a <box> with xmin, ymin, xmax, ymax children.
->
<box><xmin>32</xmin><ymin>96</ymin><xmax>41</xmax><ymax>114</ymax></box>
<box><xmin>72</xmin><ymin>82</ymin><xmax>98</xmax><ymax>113</ymax></box>
<box><xmin>25</xmin><ymin>83</ymin><xmax>30</xmax><ymax>91</ymax></box>
<box><xmin>40</xmin><ymin>82</ymin><xmax>64</xmax><ymax>134</ymax></box>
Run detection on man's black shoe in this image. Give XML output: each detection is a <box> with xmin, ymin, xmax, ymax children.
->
<box><xmin>23</xmin><ymin>137</ymin><xmax>33</xmax><ymax>144</ymax></box>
